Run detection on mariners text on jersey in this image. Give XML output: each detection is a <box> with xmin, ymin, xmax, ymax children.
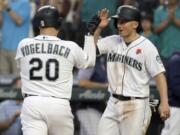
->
<box><xmin>21</xmin><ymin>43</ymin><xmax>70</xmax><ymax>58</ymax></box>
<box><xmin>107</xmin><ymin>52</ymin><xmax>142</xmax><ymax>71</ymax></box>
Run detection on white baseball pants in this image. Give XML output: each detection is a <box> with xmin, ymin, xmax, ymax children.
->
<box><xmin>21</xmin><ymin>96</ymin><xmax>74</xmax><ymax>135</ymax></box>
<box><xmin>98</xmin><ymin>96</ymin><xmax>152</xmax><ymax>135</ymax></box>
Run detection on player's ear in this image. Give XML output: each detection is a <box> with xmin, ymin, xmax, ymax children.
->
<box><xmin>132</xmin><ymin>21</ymin><xmax>139</xmax><ymax>29</ymax></box>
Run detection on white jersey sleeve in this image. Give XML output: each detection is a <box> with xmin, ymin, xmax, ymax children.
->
<box><xmin>97</xmin><ymin>35</ymin><xmax>120</xmax><ymax>54</ymax></box>
<box><xmin>144</xmin><ymin>40</ymin><xmax>165</xmax><ymax>77</ymax></box>
<box><xmin>73</xmin><ymin>36</ymin><xmax>96</xmax><ymax>69</ymax></box>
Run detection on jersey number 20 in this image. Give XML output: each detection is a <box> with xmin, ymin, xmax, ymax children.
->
<box><xmin>29</xmin><ymin>58</ymin><xmax>59</xmax><ymax>81</ymax></box>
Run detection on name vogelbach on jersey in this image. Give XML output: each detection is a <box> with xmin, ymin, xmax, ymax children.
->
<box><xmin>21</xmin><ymin>43</ymin><xmax>71</xmax><ymax>58</ymax></box>
<box><xmin>107</xmin><ymin>52</ymin><xmax>142</xmax><ymax>71</ymax></box>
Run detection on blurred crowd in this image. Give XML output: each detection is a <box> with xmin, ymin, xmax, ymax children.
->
<box><xmin>0</xmin><ymin>0</ymin><xmax>180</xmax><ymax>76</ymax></box>
<box><xmin>0</xmin><ymin>0</ymin><xmax>180</xmax><ymax>135</ymax></box>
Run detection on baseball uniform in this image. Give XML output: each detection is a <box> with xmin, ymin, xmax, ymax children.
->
<box><xmin>15</xmin><ymin>35</ymin><xmax>96</xmax><ymax>135</ymax></box>
<box><xmin>161</xmin><ymin>51</ymin><xmax>180</xmax><ymax>135</ymax></box>
<box><xmin>96</xmin><ymin>35</ymin><xmax>165</xmax><ymax>135</ymax></box>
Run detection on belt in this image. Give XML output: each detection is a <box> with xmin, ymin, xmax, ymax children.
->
<box><xmin>112</xmin><ymin>94</ymin><xmax>148</xmax><ymax>101</ymax></box>
<box><xmin>24</xmin><ymin>94</ymin><xmax>69</xmax><ymax>100</ymax></box>
<box><xmin>24</xmin><ymin>94</ymin><xmax>37</xmax><ymax>98</ymax></box>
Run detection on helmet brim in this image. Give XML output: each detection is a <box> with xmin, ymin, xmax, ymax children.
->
<box><xmin>111</xmin><ymin>15</ymin><xmax>133</xmax><ymax>23</ymax></box>
<box><xmin>111</xmin><ymin>15</ymin><xmax>118</xmax><ymax>19</ymax></box>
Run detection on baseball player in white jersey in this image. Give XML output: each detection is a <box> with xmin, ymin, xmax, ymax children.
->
<box><xmin>91</xmin><ymin>5</ymin><xmax>170</xmax><ymax>135</ymax></box>
<box><xmin>15</xmin><ymin>6</ymin><xmax>96</xmax><ymax>135</ymax></box>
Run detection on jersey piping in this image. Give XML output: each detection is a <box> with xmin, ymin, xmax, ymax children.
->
<box><xmin>119</xmin><ymin>38</ymin><xmax>146</xmax><ymax>96</ymax></box>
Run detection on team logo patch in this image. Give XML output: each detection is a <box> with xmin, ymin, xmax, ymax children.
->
<box><xmin>136</xmin><ymin>48</ymin><xmax>142</xmax><ymax>55</ymax></box>
<box><xmin>156</xmin><ymin>55</ymin><xmax>162</xmax><ymax>64</ymax></box>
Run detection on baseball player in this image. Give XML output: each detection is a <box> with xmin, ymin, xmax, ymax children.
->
<box><xmin>90</xmin><ymin>5</ymin><xmax>170</xmax><ymax>135</ymax></box>
<box><xmin>15</xmin><ymin>5</ymin><xmax>96</xmax><ymax>135</ymax></box>
<box><xmin>160</xmin><ymin>51</ymin><xmax>180</xmax><ymax>135</ymax></box>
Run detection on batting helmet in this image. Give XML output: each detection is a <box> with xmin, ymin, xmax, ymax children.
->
<box><xmin>112</xmin><ymin>5</ymin><xmax>141</xmax><ymax>31</ymax></box>
<box><xmin>35</xmin><ymin>5</ymin><xmax>62</xmax><ymax>29</ymax></box>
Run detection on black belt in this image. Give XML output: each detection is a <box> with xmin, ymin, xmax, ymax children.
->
<box><xmin>24</xmin><ymin>94</ymin><xmax>69</xmax><ymax>100</ymax></box>
<box><xmin>112</xmin><ymin>94</ymin><xmax>148</xmax><ymax>101</ymax></box>
<box><xmin>24</xmin><ymin>94</ymin><xmax>37</xmax><ymax>98</ymax></box>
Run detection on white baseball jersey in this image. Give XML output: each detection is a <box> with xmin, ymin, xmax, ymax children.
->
<box><xmin>15</xmin><ymin>35</ymin><xmax>96</xmax><ymax>99</ymax></box>
<box><xmin>97</xmin><ymin>35</ymin><xmax>165</xmax><ymax>97</ymax></box>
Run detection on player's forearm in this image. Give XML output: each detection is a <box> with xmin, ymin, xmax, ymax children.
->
<box><xmin>83</xmin><ymin>36</ymin><xmax>96</xmax><ymax>68</ymax></box>
<box><xmin>154</xmin><ymin>73</ymin><xmax>169</xmax><ymax>104</ymax></box>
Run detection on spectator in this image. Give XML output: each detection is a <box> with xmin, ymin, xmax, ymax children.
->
<box><xmin>160</xmin><ymin>51</ymin><xmax>180</xmax><ymax>135</ymax></box>
<box><xmin>141</xmin><ymin>12</ymin><xmax>160</xmax><ymax>51</ymax></box>
<box><xmin>0</xmin><ymin>0</ymin><xmax>31</xmax><ymax>75</ymax></box>
<box><xmin>154</xmin><ymin>0</ymin><xmax>180</xmax><ymax>65</ymax></box>
<box><xmin>76</xmin><ymin>55</ymin><xmax>108</xmax><ymax>135</ymax></box>
<box><xmin>0</xmin><ymin>77</ymin><xmax>23</xmax><ymax>135</ymax></box>
<box><xmin>0</xmin><ymin>4</ymin><xmax>2</xmax><ymax>54</ymax></box>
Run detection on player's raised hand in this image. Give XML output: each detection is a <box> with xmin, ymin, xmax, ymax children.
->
<box><xmin>158</xmin><ymin>102</ymin><xmax>170</xmax><ymax>120</ymax></box>
<box><xmin>98</xmin><ymin>8</ymin><xmax>110</xmax><ymax>29</ymax></box>
<box><xmin>93</xmin><ymin>8</ymin><xmax>110</xmax><ymax>43</ymax></box>
<box><xmin>87</xmin><ymin>9</ymin><xmax>109</xmax><ymax>35</ymax></box>
<box><xmin>87</xmin><ymin>14</ymin><xmax>101</xmax><ymax>35</ymax></box>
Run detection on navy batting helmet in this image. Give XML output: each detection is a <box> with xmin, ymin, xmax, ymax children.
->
<box><xmin>35</xmin><ymin>5</ymin><xmax>62</xmax><ymax>29</ymax></box>
<box><xmin>112</xmin><ymin>5</ymin><xmax>141</xmax><ymax>31</ymax></box>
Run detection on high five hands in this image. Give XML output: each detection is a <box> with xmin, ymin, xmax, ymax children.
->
<box><xmin>97</xmin><ymin>8</ymin><xmax>110</xmax><ymax>29</ymax></box>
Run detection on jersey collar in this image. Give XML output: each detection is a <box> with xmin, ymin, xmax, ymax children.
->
<box><xmin>121</xmin><ymin>36</ymin><xmax>145</xmax><ymax>50</ymax></box>
<box><xmin>34</xmin><ymin>35</ymin><xmax>60</xmax><ymax>41</ymax></box>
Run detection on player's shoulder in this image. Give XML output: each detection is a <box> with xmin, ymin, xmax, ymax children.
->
<box><xmin>61</xmin><ymin>40</ymin><xmax>78</xmax><ymax>46</ymax></box>
<box><xmin>61</xmin><ymin>40</ymin><xmax>81</xmax><ymax>50</ymax></box>
<box><xmin>140</xmin><ymin>36</ymin><xmax>157</xmax><ymax>49</ymax></box>
<box><xmin>100</xmin><ymin>35</ymin><xmax>122</xmax><ymax>44</ymax></box>
<box><xmin>102</xmin><ymin>34</ymin><xmax>120</xmax><ymax>40</ymax></box>
<box><xmin>18</xmin><ymin>38</ymin><xmax>34</xmax><ymax>47</ymax></box>
<box><xmin>140</xmin><ymin>36</ymin><xmax>157</xmax><ymax>52</ymax></box>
